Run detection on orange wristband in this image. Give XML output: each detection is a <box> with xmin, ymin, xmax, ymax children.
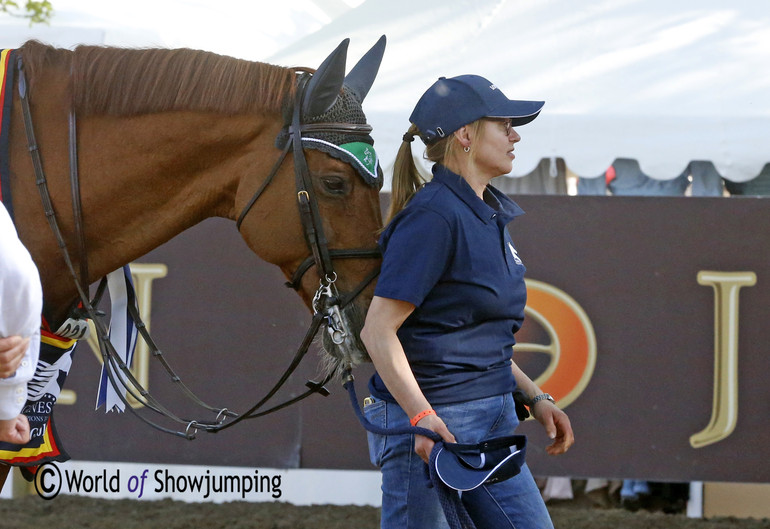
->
<box><xmin>410</xmin><ymin>409</ymin><xmax>436</xmax><ymax>427</ymax></box>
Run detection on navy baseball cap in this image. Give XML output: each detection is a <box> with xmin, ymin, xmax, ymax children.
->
<box><xmin>434</xmin><ymin>435</ymin><xmax>527</xmax><ymax>491</ymax></box>
<box><xmin>409</xmin><ymin>75</ymin><xmax>544</xmax><ymax>144</ymax></box>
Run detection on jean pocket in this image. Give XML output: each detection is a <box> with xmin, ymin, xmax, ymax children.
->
<box><xmin>487</xmin><ymin>393</ymin><xmax>519</xmax><ymax>437</ymax></box>
<box><xmin>363</xmin><ymin>398</ymin><xmax>386</xmax><ymax>467</ymax></box>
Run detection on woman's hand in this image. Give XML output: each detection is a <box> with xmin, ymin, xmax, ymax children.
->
<box><xmin>0</xmin><ymin>415</ymin><xmax>30</xmax><ymax>444</ymax></box>
<box><xmin>532</xmin><ymin>401</ymin><xmax>574</xmax><ymax>455</ymax></box>
<box><xmin>413</xmin><ymin>413</ymin><xmax>456</xmax><ymax>464</ymax></box>
<box><xmin>0</xmin><ymin>336</ymin><xmax>29</xmax><ymax>378</ymax></box>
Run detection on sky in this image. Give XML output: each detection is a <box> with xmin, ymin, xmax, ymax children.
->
<box><xmin>1</xmin><ymin>0</ymin><xmax>364</xmax><ymax>61</ymax></box>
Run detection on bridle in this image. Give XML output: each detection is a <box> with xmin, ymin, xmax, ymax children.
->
<box><xmin>236</xmin><ymin>71</ymin><xmax>382</xmax><ymax>364</ymax></box>
<box><xmin>219</xmin><ymin>72</ymin><xmax>384</xmax><ymax>429</ymax></box>
<box><xmin>236</xmin><ymin>73</ymin><xmax>381</xmax><ymax>296</ymax></box>
<box><xmin>17</xmin><ymin>56</ymin><xmax>380</xmax><ymax>438</ymax></box>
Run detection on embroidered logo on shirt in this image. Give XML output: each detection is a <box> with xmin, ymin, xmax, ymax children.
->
<box><xmin>508</xmin><ymin>242</ymin><xmax>523</xmax><ymax>265</ymax></box>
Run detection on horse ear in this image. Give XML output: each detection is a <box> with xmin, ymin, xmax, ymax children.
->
<box><xmin>344</xmin><ymin>35</ymin><xmax>386</xmax><ymax>103</ymax></box>
<box><xmin>303</xmin><ymin>38</ymin><xmax>350</xmax><ymax>119</ymax></box>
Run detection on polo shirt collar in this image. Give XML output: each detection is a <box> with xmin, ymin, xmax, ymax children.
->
<box><xmin>431</xmin><ymin>164</ymin><xmax>524</xmax><ymax>224</ymax></box>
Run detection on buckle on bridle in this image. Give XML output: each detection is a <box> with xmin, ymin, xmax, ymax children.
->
<box><xmin>312</xmin><ymin>276</ymin><xmax>336</xmax><ymax>312</ymax></box>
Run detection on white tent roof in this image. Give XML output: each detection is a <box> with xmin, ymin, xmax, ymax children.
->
<box><xmin>3</xmin><ymin>0</ymin><xmax>767</xmax><ymax>183</ymax></box>
<box><xmin>0</xmin><ymin>0</ymin><xmax>361</xmax><ymax>57</ymax></box>
<box><xmin>270</xmin><ymin>0</ymin><xmax>770</xmax><ymax>182</ymax></box>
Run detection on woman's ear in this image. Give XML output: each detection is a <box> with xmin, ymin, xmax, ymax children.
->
<box><xmin>454</xmin><ymin>126</ymin><xmax>472</xmax><ymax>150</ymax></box>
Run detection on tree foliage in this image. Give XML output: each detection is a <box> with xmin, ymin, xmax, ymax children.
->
<box><xmin>0</xmin><ymin>0</ymin><xmax>53</xmax><ymax>24</ymax></box>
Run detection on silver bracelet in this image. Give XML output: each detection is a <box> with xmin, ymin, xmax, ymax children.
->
<box><xmin>531</xmin><ymin>393</ymin><xmax>555</xmax><ymax>406</ymax></box>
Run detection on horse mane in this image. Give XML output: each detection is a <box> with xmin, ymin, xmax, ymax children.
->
<box><xmin>21</xmin><ymin>40</ymin><xmax>298</xmax><ymax>117</ymax></box>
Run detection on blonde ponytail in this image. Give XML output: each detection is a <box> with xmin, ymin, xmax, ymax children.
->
<box><xmin>385</xmin><ymin>120</ymin><xmax>481</xmax><ymax>224</ymax></box>
<box><xmin>385</xmin><ymin>124</ymin><xmax>426</xmax><ymax>224</ymax></box>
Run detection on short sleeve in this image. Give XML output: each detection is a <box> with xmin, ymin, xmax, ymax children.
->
<box><xmin>374</xmin><ymin>206</ymin><xmax>453</xmax><ymax>307</ymax></box>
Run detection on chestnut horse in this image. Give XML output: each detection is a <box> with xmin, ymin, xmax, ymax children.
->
<box><xmin>0</xmin><ymin>37</ymin><xmax>385</xmax><ymax>490</ymax></box>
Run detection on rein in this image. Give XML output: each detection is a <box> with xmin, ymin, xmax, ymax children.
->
<box><xmin>16</xmin><ymin>56</ymin><xmax>380</xmax><ymax>438</ymax></box>
<box><xmin>342</xmin><ymin>369</ymin><xmax>478</xmax><ymax>529</ymax></box>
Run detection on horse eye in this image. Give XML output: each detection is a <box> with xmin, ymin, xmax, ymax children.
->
<box><xmin>318</xmin><ymin>175</ymin><xmax>350</xmax><ymax>196</ymax></box>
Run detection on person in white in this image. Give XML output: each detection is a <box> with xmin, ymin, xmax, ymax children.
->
<box><xmin>0</xmin><ymin>202</ymin><xmax>42</xmax><ymax>444</ymax></box>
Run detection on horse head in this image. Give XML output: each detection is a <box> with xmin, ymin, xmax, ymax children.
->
<box><xmin>236</xmin><ymin>37</ymin><xmax>386</xmax><ymax>373</ymax></box>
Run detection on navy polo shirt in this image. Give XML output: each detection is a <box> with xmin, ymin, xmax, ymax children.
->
<box><xmin>369</xmin><ymin>164</ymin><xmax>527</xmax><ymax>404</ymax></box>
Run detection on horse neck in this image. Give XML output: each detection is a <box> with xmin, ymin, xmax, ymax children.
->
<box><xmin>22</xmin><ymin>109</ymin><xmax>280</xmax><ymax>322</ymax></box>
<box><xmin>79</xmin><ymin>111</ymin><xmax>279</xmax><ymax>271</ymax></box>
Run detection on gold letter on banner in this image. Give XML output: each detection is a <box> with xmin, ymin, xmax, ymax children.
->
<box><xmin>690</xmin><ymin>271</ymin><xmax>756</xmax><ymax>449</ymax></box>
<box><xmin>66</xmin><ymin>263</ymin><xmax>168</xmax><ymax>408</ymax></box>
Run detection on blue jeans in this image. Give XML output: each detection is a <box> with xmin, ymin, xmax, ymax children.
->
<box><xmin>365</xmin><ymin>393</ymin><xmax>553</xmax><ymax>529</ymax></box>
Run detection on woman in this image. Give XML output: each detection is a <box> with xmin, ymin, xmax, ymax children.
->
<box><xmin>360</xmin><ymin>75</ymin><xmax>574</xmax><ymax>529</ymax></box>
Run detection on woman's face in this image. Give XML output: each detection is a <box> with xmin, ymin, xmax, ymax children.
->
<box><xmin>473</xmin><ymin>118</ymin><xmax>522</xmax><ymax>177</ymax></box>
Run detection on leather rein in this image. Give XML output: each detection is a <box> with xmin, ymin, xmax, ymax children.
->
<box><xmin>16</xmin><ymin>58</ymin><xmax>380</xmax><ymax>439</ymax></box>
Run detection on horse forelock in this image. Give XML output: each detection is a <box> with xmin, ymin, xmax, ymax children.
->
<box><xmin>20</xmin><ymin>40</ymin><xmax>298</xmax><ymax>117</ymax></box>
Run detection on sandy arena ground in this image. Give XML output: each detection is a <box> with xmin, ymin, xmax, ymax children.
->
<box><xmin>1</xmin><ymin>488</ymin><xmax>769</xmax><ymax>529</ymax></box>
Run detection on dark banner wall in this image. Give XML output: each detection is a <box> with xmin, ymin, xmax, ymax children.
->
<box><xmin>52</xmin><ymin>195</ymin><xmax>769</xmax><ymax>483</ymax></box>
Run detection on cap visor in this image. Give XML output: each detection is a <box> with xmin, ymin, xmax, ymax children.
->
<box><xmin>435</xmin><ymin>446</ymin><xmax>524</xmax><ymax>492</ymax></box>
<box><xmin>487</xmin><ymin>100</ymin><xmax>544</xmax><ymax>126</ymax></box>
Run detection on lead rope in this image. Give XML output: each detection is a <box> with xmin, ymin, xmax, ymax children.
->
<box><xmin>341</xmin><ymin>369</ymin><xmax>477</xmax><ymax>529</ymax></box>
